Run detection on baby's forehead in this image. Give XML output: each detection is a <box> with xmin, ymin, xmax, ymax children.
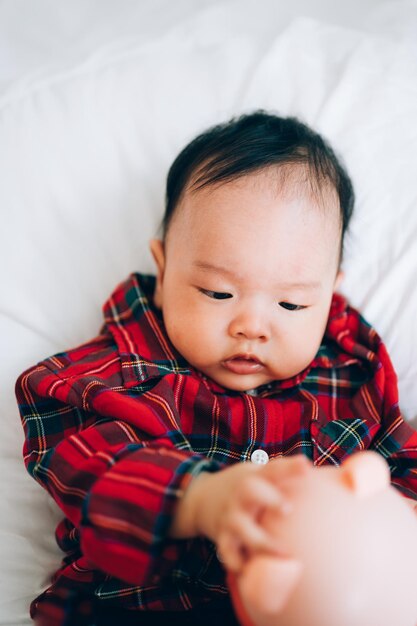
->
<box><xmin>165</xmin><ymin>170</ymin><xmax>342</xmax><ymax>281</ymax></box>
<box><xmin>166</xmin><ymin>181</ymin><xmax>340</xmax><ymax>258</ymax></box>
<box><xmin>176</xmin><ymin>165</ymin><xmax>341</xmax><ymax>224</ymax></box>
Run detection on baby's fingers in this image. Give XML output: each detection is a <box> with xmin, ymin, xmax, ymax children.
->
<box><xmin>240</xmin><ymin>474</ymin><xmax>293</xmax><ymax>517</ymax></box>
<box><xmin>217</xmin><ymin>532</ymin><xmax>245</xmax><ymax>573</ymax></box>
<box><xmin>262</xmin><ymin>454</ymin><xmax>312</xmax><ymax>486</ymax></box>
<box><xmin>217</xmin><ymin>512</ymin><xmax>289</xmax><ymax>573</ymax></box>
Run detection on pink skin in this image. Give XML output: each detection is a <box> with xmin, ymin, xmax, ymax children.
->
<box><xmin>150</xmin><ymin>166</ymin><xmax>343</xmax><ymax>392</ymax></box>
<box><xmin>228</xmin><ymin>451</ymin><xmax>417</xmax><ymax>626</ymax></box>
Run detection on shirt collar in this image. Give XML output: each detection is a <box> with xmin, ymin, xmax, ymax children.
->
<box><xmin>103</xmin><ymin>273</ymin><xmax>370</xmax><ymax>393</ymax></box>
<box><xmin>103</xmin><ymin>273</ymin><xmax>191</xmax><ymax>387</ymax></box>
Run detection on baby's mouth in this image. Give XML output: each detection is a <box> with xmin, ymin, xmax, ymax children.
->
<box><xmin>222</xmin><ymin>354</ymin><xmax>265</xmax><ymax>375</ymax></box>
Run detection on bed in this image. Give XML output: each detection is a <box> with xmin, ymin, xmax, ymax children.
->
<box><xmin>1</xmin><ymin>0</ymin><xmax>416</xmax><ymax>623</ymax></box>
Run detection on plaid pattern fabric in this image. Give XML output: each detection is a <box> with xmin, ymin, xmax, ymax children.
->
<box><xmin>15</xmin><ymin>273</ymin><xmax>417</xmax><ymax>625</ymax></box>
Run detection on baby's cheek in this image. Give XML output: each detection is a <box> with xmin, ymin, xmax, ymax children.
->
<box><xmin>284</xmin><ymin>334</ymin><xmax>318</xmax><ymax>371</ymax></box>
<box><xmin>295</xmin><ymin>317</ymin><xmax>326</xmax><ymax>360</ymax></box>
<box><xmin>166</xmin><ymin>313</ymin><xmax>211</xmax><ymax>362</ymax></box>
<box><xmin>163</xmin><ymin>313</ymin><xmax>189</xmax><ymax>353</ymax></box>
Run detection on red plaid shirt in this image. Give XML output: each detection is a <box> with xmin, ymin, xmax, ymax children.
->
<box><xmin>15</xmin><ymin>273</ymin><xmax>417</xmax><ymax>625</ymax></box>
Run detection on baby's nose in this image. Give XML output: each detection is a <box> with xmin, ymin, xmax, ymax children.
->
<box><xmin>228</xmin><ymin>311</ymin><xmax>270</xmax><ymax>341</ymax></box>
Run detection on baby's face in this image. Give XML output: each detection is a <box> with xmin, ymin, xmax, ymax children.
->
<box><xmin>150</xmin><ymin>168</ymin><xmax>342</xmax><ymax>391</ymax></box>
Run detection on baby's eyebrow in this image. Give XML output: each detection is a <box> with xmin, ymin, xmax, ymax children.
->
<box><xmin>193</xmin><ymin>261</ymin><xmax>321</xmax><ymax>290</ymax></box>
<box><xmin>194</xmin><ymin>260</ymin><xmax>235</xmax><ymax>275</ymax></box>
<box><xmin>274</xmin><ymin>280</ymin><xmax>322</xmax><ymax>291</ymax></box>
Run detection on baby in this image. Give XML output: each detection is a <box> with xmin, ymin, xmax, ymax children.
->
<box><xmin>15</xmin><ymin>110</ymin><xmax>417</xmax><ymax>626</ymax></box>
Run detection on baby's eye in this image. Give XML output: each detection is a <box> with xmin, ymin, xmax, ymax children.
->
<box><xmin>199</xmin><ymin>289</ymin><xmax>233</xmax><ymax>300</ymax></box>
<box><xmin>279</xmin><ymin>302</ymin><xmax>306</xmax><ymax>311</ymax></box>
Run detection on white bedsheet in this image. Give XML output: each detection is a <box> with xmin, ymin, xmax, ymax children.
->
<box><xmin>1</xmin><ymin>1</ymin><xmax>416</xmax><ymax>623</ymax></box>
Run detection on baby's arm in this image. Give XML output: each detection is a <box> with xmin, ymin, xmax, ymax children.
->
<box><xmin>169</xmin><ymin>454</ymin><xmax>312</xmax><ymax>572</ymax></box>
<box><xmin>15</xmin><ymin>341</ymin><xmax>225</xmax><ymax>588</ymax></box>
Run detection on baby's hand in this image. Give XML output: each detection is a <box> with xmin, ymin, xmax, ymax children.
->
<box><xmin>191</xmin><ymin>454</ymin><xmax>312</xmax><ymax>573</ymax></box>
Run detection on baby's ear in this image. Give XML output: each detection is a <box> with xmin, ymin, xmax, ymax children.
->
<box><xmin>149</xmin><ymin>239</ymin><xmax>165</xmax><ymax>309</ymax></box>
<box><xmin>341</xmin><ymin>451</ymin><xmax>390</xmax><ymax>497</ymax></box>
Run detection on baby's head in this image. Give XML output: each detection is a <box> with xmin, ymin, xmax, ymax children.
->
<box><xmin>150</xmin><ymin>110</ymin><xmax>354</xmax><ymax>391</ymax></box>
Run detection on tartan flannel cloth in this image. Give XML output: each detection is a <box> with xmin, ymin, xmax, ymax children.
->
<box><xmin>15</xmin><ymin>272</ymin><xmax>417</xmax><ymax>625</ymax></box>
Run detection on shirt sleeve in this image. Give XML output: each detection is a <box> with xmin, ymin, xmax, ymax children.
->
<box><xmin>15</xmin><ymin>336</ymin><xmax>224</xmax><ymax>587</ymax></box>
<box><xmin>368</xmin><ymin>341</ymin><xmax>417</xmax><ymax>500</ymax></box>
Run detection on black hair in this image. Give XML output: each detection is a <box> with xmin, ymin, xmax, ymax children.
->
<box><xmin>163</xmin><ymin>109</ymin><xmax>354</xmax><ymax>260</ymax></box>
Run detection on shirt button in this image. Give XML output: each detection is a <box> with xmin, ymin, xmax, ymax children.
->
<box><xmin>250</xmin><ymin>449</ymin><xmax>269</xmax><ymax>465</ymax></box>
